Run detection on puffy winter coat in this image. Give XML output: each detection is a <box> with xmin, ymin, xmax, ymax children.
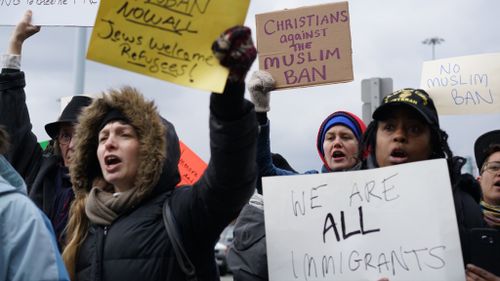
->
<box><xmin>70</xmin><ymin>83</ymin><xmax>258</xmax><ymax>281</ymax></box>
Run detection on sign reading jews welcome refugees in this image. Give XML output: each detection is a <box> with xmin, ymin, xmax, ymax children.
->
<box><xmin>255</xmin><ymin>2</ymin><xmax>353</xmax><ymax>89</ymax></box>
<box><xmin>87</xmin><ymin>0</ymin><xmax>250</xmax><ymax>93</ymax></box>
<box><xmin>0</xmin><ymin>0</ymin><xmax>99</xmax><ymax>26</ymax></box>
<box><xmin>263</xmin><ymin>159</ymin><xmax>464</xmax><ymax>281</ymax></box>
<box><xmin>420</xmin><ymin>53</ymin><xmax>500</xmax><ymax>115</ymax></box>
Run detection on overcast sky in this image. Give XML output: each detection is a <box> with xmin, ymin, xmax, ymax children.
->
<box><xmin>0</xmin><ymin>0</ymin><xmax>499</xmax><ymax>174</ymax></box>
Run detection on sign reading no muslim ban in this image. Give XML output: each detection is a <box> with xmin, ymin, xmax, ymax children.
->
<box><xmin>263</xmin><ymin>159</ymin><xmax>465</xmax><ymax>281</ymax></box>
<box><xmin>255</xmin><ymin>2</ymin><xmax>353</xmax><ymax>89</ymax></box>
<box><xmin>87</xmin><ymin>0</ymin><xmax>250</xmax><ymax>93</ymax></box>
<box><xmin>0</xmin><ymin>0</ymin><xmax>99</xmax><ymax>26</ymax></box>
<box><xmin>420</xmin><ymin>53</ymin><xmax>500</xmax><ymax>115</ymax></box>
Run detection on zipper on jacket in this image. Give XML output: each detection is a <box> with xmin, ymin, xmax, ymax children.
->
<box><xmin>104</xmin><ymin>225</ymin><xmax>109</xmax><ymax>236</ymax></box>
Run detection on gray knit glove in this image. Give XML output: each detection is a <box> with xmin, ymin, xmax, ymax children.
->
<box><xmin>247</xmin><ymin>71</ymin><xmax>275</xmax><ymax>112</ymax></box>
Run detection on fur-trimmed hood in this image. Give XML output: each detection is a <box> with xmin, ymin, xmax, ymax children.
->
<box><xmin>70</xmin><ymin>87</ymin><xmax>180</xmax><ymax>201</ymax></box>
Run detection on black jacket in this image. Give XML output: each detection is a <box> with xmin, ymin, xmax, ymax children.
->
<box><xmin>0</xmin><ymin>69</ymin><xmax>62</xmax><ymax>215</ymax></box>
<box><xmin>72</xmin><ymin>82</ymin><xmax>258</xmax><ymax>281</ymax></box>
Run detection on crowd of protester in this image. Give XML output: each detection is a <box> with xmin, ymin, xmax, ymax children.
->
<box><xmin>0</xmin><ymin>10</ymin><xmax>498</xmax><ymax>281</ymax></box>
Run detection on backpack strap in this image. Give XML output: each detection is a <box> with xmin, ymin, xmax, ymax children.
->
<box><xmin>162</xmin><ymin>195</ymin><xmax>198</xmax><ymax>281</ymax></box>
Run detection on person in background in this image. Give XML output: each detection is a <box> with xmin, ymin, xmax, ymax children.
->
<box><xmin>62</xmin><ymin>26</ymin><xmax>258</xmax><ymax>281</ymax></box>
<box><xmin>0</xmin><ymin>10</ymin><xmax>92</xmax><ymax>248</ymax></box>
<box><xmin>0</xmin><ymin>126</ymin><xmax>70</xmax><ymax>281</ymax></box>
<box><xmin>362</xmin><ymin>88</ymin><xmax>498</xmax><ymax>281</ymax></box>
<box><xmin>227</xmin><ymin>71</ymin><xmax>367</xmax><ymax>281</ymax></box>
<box><xmin>474</xmin><ymin>129</ymin><xmax>500</xmax><ymax>229</ymax></box>
<box><xmin>247</xmin><ymin>71</ymin><xmax>366</xmax><ymax>193</ymax></box>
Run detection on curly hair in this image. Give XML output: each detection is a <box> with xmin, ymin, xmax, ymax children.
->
<box><xmin>362</xmin><ymin>120</ymin><xmax>454</xmax><ymax>166</ymax></box>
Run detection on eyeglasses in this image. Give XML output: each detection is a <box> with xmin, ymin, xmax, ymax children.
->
<box><xmin>481</xmin><ymin>161</ymin><xmax>500</xmax><ymax>174</ymax></box>
<box><xmin>58</xmin><ymin>132</ymin><xmax>73</xmax><ymax>145</ymax></box>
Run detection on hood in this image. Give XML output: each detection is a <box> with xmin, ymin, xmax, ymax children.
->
<box><xmin>0</xmin><ymin>155</ymin><xmax>27</xmax><ymax>195</ymax></box>
<box><xmin>70</xmin><ymin>87</ymin><xmax>180</xmax><ymax>200</ymax></box>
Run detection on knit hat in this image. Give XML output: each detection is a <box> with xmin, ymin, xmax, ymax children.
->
<box><xmin>316</xmin><ymin>111</ymin><xmax>366</xmax><ymax>166</ymax></box>
<box><xmin>474</xmin><ymin>130</ymin><xmax>500</xmax><ymax>170</ymax></box>
<box><xmin>45</xmin><ymin>96</ymin><xmax>92</xmax><ymax>139</ymax></box>
<box><xmin>373</xmin><ymin>88</ymin><xmax>439</xmax><ymax>126</ymax></box>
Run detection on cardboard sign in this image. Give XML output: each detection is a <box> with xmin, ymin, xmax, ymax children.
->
<box><xmin>0</xmin><ymin>0</ymin><xmax>99</xmax><ymax>26</ymax></box>
<box><xmin>420</xmin><ymin>53</ymin><xmax>500</xmax><ymax>115</ymax></box>
<box><xmin>87</xmin><ymin>0</ymin><xmax>250</xmax><ymax>93</ymax></box>
<box><xmin>263</xmin><ymin>159</ymin><xmax>464</xmax><ymax>281</ymax></box>
<box><xmin>255</xmin><ymin>2</ymin><xmax>353</xmax><ymax>89</ymax></box>
<box><xmin>177</xmin><ymin>140</ymin><xmax>207</xmax><ymax>187</ymax></box>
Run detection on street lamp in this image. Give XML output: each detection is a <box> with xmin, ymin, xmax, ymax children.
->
<box><xmin>422</xmin><ymin>37</ymin><xmax>445</xmax><ymax>60</ymax></box>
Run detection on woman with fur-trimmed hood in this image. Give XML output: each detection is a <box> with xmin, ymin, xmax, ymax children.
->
<box><xmin>62</xmin><ymin>26</ymin><xmax>258</xmax><ymax>281</ymax></box>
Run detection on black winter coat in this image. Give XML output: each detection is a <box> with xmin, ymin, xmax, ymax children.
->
<box><xmin>73</xmin><ymin>82</ymin><xmax>258</xmax><ymax>281</ymax></box>
<box><xmin>0</xmin><ymin>69</ymin><xmax>63</xmax><ymax>215</ymax></box>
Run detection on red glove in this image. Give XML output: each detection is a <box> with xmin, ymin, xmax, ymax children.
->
<box><xmin>212</xmin><ymin>26</ymin><xmax>257</xmax><ymax>82</ymax></box>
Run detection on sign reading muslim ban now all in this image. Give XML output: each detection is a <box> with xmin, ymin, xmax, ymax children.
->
<box><xmin>255</xmin><ymin>2</ymin><xmax>353</xmax><ymax>89</ymax></box>
<box><xmin>0</xmin><ymin>0</ymin><xmax>99</xmax><ymax>26</ymax></box>
<box><xmin>263</xmin><ymin>159</ymin><xmax>465</xmax><ymax>281</ymax></box>
<box><xmin>420</xmin><ymin>53</ymin><xmax>500</xmax><ymax>115</ymax></box>
<box><xmin>87</xmin><ymin>0</ymin><xmax>250</xmax><ymax>93</ymax></box>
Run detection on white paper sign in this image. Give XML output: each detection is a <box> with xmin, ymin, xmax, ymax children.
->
<box><xmin>0</xmin><ymin>0</ymin><xmax>99</xmax><ymax>26</ymax></box>
<box><xmin>263</xmin><ymin>159</ymin><xmax>465</xmax><ymax>281</ymax></box>
<box><xmin>420</xmin><ymin>53</ymin><xmax>500</xmax><ymax>115</ymax></box>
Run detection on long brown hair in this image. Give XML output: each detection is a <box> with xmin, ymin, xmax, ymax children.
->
<box><xmin>62</xmin><ymin>192</ymin><xmax>89</xmax><ymax>280</ymax></box>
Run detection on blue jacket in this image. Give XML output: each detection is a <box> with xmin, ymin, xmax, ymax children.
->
<box><xmin>0</xmin><ymin>155</ymin><xmax>69</xmax><ymax>281</ymax></box>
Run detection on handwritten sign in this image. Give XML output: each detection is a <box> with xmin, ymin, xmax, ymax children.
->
<box><xmin>263</xmin><ymin>159</ymin><xmax>464</xmax><ymax>280</ymax></box>
<box><xmin>87</xmin><ymin>0</ymin><xmax>250</xmax><ymax>93</ymax></box>
<box><xmin>177</xmin><ymin>140</ymin><xmax>207</xmax><ymax>187</ymax></box>
<box><xmin>255</xmin><ymin>2</ymin><xmax>353</xmax><ymax>89</ymax></box>
<box><xmin>0</xmin><ymin>0</ymin><xmax>99</xmax><ymax>26</ymax></box>
<box><xmin>420</xmin><ymin>53</ymin><xmax>500</xmax><ymax>115</ymax></box>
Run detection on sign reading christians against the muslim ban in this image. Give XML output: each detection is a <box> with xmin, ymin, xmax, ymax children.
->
<box><xmin>420</xmin><ymin>53</ymin><xmax>500</xmax><ymax>115</ymax></box>
<box><xmin>87</xmin><ymin>0</ymin><xmax>250</xmax><ymax>93</ymax></box>
<box><xmin>263</xmin><ymin>159</ymin><xmax>464</xmax><ymax>281</ymax></box>
<box><xmin>0</xmin><ymin>0</ymin><xmax>99</xmax><ymax>26</ymax></box>
<box><xmin>255</xmin><ymin>2</ymin><xmax>353</xmax><ymax>89</ymax></box>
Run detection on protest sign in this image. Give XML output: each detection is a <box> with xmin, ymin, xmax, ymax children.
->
<box><xmin>420</xmin><ymin>53</ymin><xmax>500</xmax><ymax>115</ymax></box>
<box><xmin>177</xmin><ymin>140</ymin><xmax>207</xmax><ymax>187</ymax></box>
<box><xmin>87</xmin><ymin>0</ymin><xmax>250</xmax><ymax>93</ymax></box>
<box><xmin>263</xmin><ymin>159</ymin><xmax>464</xmax><ymax>280</ymax></box>
<box><xmin>255</xmin><ymin>2</ymin><xmax>353</xmax><ymax>89</ymax></box>
<box><xmin>0</xmin><ymin>0</ymin><xmax>99</xmax><ymax>26</ymax></box>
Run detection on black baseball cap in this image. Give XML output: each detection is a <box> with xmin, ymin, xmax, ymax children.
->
<box><xmin>474</xmin><ymin>130</ymin><xmax>500</xmax><ymax>170</ymax></box>
<box><xmin>373</xmin><ymin>88</ymin><xmax>439</xmax><ymax>126</ymax></box>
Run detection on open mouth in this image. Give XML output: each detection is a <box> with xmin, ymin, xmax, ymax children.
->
<box><xmin>332</xmin><ymin>150</ymin><xmax>346</xmax><ymax>159</ymax></box>
<box><xmin>389</xmin><ymin>148</ymin><xmax>408</xmax><ymax>164</ymax></box>
<box><xmin>105</xmin><ymin>155</ymin><xmax>121</xmax><ymax>166</ymax></box>
<box><xmin>332</xmin><ymin>150</ymin><xmax>345</xmax><ymax>161</ymax></box>
<box><xmin>494</xmin><ymin>180</ymin><xmax>500</xmax><ymax>187</ymax></box>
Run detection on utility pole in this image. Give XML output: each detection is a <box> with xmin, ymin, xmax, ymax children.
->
<box><xmin>422</xmin><ymin>37</ymin><xmax>444</xmax><ymax>60</ymax></box>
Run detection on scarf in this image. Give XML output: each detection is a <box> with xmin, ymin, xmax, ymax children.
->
<box><xmin>85</xmin><ymin>186</ymin><xmax>138</xmax><ymax>225</ymax></box>
<box><xmin>480</xmin><ymin>200</ymin><xmax>500</xmax><ymax>228</ymax></box>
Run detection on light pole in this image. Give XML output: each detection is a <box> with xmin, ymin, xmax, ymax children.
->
<box><xmin>422</xmin><ymin>37</ymin><xmax>444</xmax><ymax>60</ymax></box>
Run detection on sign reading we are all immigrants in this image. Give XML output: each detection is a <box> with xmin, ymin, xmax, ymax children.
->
<box><xmin>87</xmin><ymin>0</ymin><xmax>250</xmax><ymax>93</ymax></box>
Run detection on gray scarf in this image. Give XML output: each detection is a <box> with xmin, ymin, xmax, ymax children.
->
<box><xmin>85</xmin><ymin>186</ymin><xmax>138</xmax><ymax>225</ymax></box>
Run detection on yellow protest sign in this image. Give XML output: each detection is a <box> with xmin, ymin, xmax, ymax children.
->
<box><xmin>87</xmin><ymin>0</ymin><xmax>250</xmax><ymax>93</ymax></box>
